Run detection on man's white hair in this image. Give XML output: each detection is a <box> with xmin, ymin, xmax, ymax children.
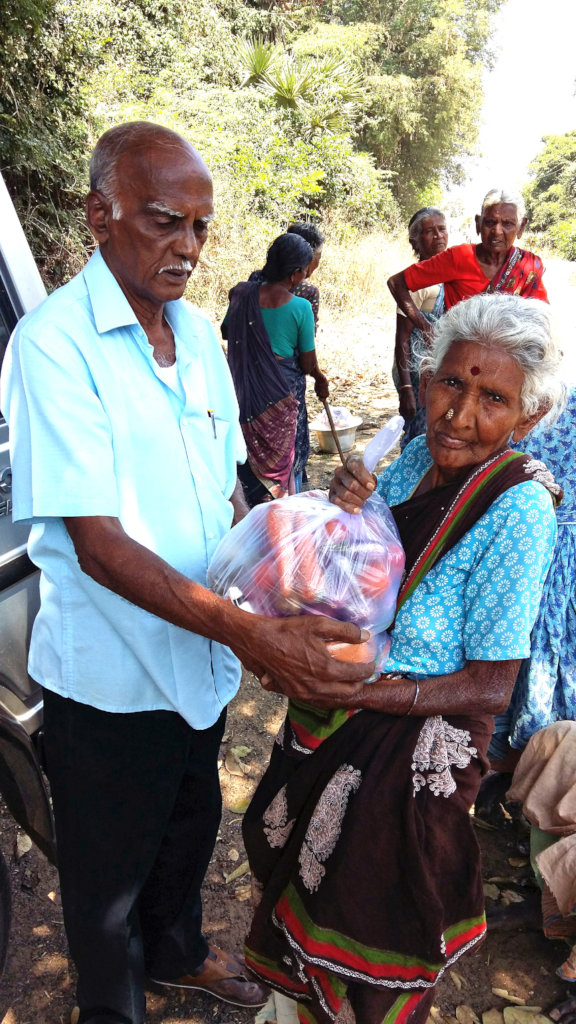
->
<box><xmin>480</xmin><ymin>188</ymin><xmax>526</xmax><ymax>221</ymax></box>
<box><xmin>89</xmin><ymin>121</ymin><xmax>196</xmax><ymax>220</ymax></box>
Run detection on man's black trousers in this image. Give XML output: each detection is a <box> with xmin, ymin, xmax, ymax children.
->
<box><xmin>43</xmin><ymin>689</ymin><xmax>227</xmax><ymax>1024</ymax></box>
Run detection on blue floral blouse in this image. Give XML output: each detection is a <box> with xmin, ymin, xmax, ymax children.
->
<box><xmin>505</xmin><ymin>385</ymin><xmax>576</xmax><ymax>748</ymax></box>
<box><xmin>376</xmin><ymin>436</ymin><xmax>557</xmax><ymax>680</ymax></box>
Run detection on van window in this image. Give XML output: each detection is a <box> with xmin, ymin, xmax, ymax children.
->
<box><xmin>0</xmin><ymin>272</ymin><xmax>19</xmax><ymax>424</ymax></box>
<box><xmin>0</xmin><ymin>275</ymin><xmax>17</xmax><ymax>364</ymax></box>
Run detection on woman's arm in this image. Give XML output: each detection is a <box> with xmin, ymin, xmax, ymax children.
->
<box><xmin>300</xmin><ymin>349</ymin><xmax>329</xmax><ymax>399</ymax></box>
<box><xmin>394</xmin><ymin>315</ymin><xmax>417</xmax><ymax>420</ymax></box>
<box><xmin>261</xmin><ymin>657</ymin><xmax>520</xmax><ymax>716</ymax></box>
<box><xmin>338</xmin><ymin>659</ymin><xmax>520</xmax><ymax>716</ymax></box>
<box><xmin>388</xmin><ymin>273</ymin><xmax>432</xmax><ymax>335</ymax></box>
<box><xmin>297</xmin><ymin>300</ymin><xmax>329</xmax><ymax>399</ymax></box>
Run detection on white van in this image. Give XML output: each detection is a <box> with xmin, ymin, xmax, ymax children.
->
<box><xmin>0</xmin><ymin>171</ymin><xmax>57</xmax><ymax>974</ymax></box>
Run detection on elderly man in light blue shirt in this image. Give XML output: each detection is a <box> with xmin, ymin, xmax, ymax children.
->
<box><xmin>1</xmin><ymin>122</ymin><xmax>371</xmax><ymax>1024</ymax></box>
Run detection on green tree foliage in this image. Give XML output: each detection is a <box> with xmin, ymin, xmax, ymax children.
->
<box><xmin>0</xmin><ymin>0</ymin><xmax>101</xmax><ymax>276</ymax></box>
<box><xmin>2</xmin><ymin>0</ymin><xmax>503</xmax><ymax>283</ymax></box>
<box><xmin>523</xmin><ymin>131</ymin><xmax>576</xmax><ymax>259</ymax></box>
<box><xmin>292</xmin><ymin>0</ymin><xmax>504</xmax><ymax>210</ymax></box>
<box><xmin>236</xmin><ymin>40</ymin><xmax>364</xmax><ymax>137</ymax></box>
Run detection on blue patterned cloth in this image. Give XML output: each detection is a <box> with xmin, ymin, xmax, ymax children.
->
<box><xmin>376</xmin><ymin>436</ymin><xmax>557</xmax><ymax>680</ymax></box>
<box><xmin>498</xmin><ymin>386</ymin><xmax>576</xmax><ymax>750</ymax></box>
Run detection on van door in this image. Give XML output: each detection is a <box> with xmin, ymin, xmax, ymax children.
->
<box><xmin>0</xmin><ymin>173</ymin><xmax>55</xmax><ymax>863</ymax></box>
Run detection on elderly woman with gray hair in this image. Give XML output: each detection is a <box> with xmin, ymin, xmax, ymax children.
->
<box><xmin>392</xmin><ymin>206</ymin><xmax>448</xmax><ymax>447</ymax></box>
<box><xmin>388</xmin><ymin>189</ymin><xmax>548</xmax><ymax>347</ymax></box>
<box><xmin>242</xmin><ymin>293</ymin><xmax>562</xmax><ymax>1024</ymax></box>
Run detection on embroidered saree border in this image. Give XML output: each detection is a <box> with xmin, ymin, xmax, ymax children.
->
<box><xmin>396</xmin><ymin>450</ymin><xmax>524</xmax><ymax>611</ymax></box>
<box><xmin>270</xmin><ymin>881</ymin><xmax>486</xmax><ymax>985</ymax></box>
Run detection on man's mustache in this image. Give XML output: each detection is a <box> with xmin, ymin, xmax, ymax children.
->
<box><xmin>157</xmin><ymin>261</ymin><xmax>194</xmax><ymax>275</ymax></box>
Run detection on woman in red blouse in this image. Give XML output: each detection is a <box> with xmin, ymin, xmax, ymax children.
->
<box><xmin>388</xmin><ymin>189</ymin><xmax>548</xmax><ymax>342</ymax></box>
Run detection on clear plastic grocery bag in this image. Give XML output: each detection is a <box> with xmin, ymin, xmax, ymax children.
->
<box><xmin>207</xmin><ymin>417</ymin><xmax>405</xmax><ymax>672</ymax></box>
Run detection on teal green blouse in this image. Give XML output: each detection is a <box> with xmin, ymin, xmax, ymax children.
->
<box><xmin>259</xmin><ymin>296</ymin><xmax>316</xmax><ymax>358</ymax></box>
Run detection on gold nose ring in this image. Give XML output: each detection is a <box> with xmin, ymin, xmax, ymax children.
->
<box><xmin>445</xmin><ymin>408</ymin><xmax>454</xmax><ymax>420</ymax></box>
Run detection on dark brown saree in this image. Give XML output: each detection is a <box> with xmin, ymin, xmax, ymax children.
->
<box><xmin>242</xmin><ymin>449</ymin><xmax>558</xmax><ymax>1024</ymax></box>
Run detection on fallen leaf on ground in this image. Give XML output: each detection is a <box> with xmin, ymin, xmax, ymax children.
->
<box><xmin>456</xmin><ymin>1004</ymin><xmax>481</xmax><ymax>1024</ymax></box>
<box><xmin>492</xmin><ymin>990</ymin><xmax>526</xmax><ymax>1005</ymax></box>
<box><xmin>227</xmin><ymin>847</ymin><xmax>240</xmax><ymax>862</ymax></box>
<box><xmin>503</xmin><ymin>1008</ymin><xmax>548</xmax><ymax>1024</ymax></box>
<box><xmin>235</xmin><ymin>883</ymin><xmax>252</xmax><ymax>901</ymax></box>
<box><xmin>483</xmin><ymin>1010</ymin><xmax>505</xmax><ymax>1024</ymax></box>
<box><xmin>505</xmin><ymin>1009</ymin><xmax>543</xmax><ymax>1017</ymax></box>
<box><xmin>224</xmin><ymin>749</ymin><xmax>246</xmax><ymax>776</ymax></box>
<box><xmin>501</xmin><ymin>889</ymin><xmax>525</xmax><ymax>905</ymax></box>
<box><xmin>255</xmin><ymin>994</ymin><xmax>277</xmax><ymax>1023</ymax></box>
<box><xmin>229</xmin><ymin>797</ymin><xmax>251</xmax><ymax>814</ymax></box>
<box><xmin>231</xmin><ymin>745</ymin><xmax>253</xmax><ymax>758</ymax></box>
<box><xmin>473</xmin><ymin>817</ymin><xmax>499</xmax><ymax>832</ymax></box>
<box><xmin>483</xmin><ymin>883</ymin><xmax>500</xmax><ymax>900</ymax></box>
<box><xmin>450</xmin><ymin>971</ymin><xmax>465</xmax><ymax>990</ymax></box>
<box><xmin>276</xmin><ymin>991</ymin><xmax>300</xmax><ymax>1023</ymax></box>
<box><xmin>224</xmin><ymin>859</ymin><xmax>249</xmax><ymax>883</ymax></box>
<box><xmin>508</xmin><ymin>857</ymin><xmax>529</xmax><ymax>868</ymax></box>
<box><xmin>15</xmin><ymin>834</ymin><xmax>32</xmax><ymax>860</ymax></box>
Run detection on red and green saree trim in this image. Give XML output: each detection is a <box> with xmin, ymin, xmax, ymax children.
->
<box><xmin>292</xmin><ymin>990</ymin><xmax>431</xmax><ymax>1024</ymax></box>
<box><xmin>246</xmin><ymin>882</ymin><xmax>485</xmax><ymax>989</ymax></box>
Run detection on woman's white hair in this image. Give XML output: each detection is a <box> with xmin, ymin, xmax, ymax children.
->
<box><xmin>420</xmin><ymin>293</ymin><xmax>564</xmax><ymax>418</ymax></box>
<box><xmin>480</xmin><ymin>188</ymin><xmax>526</xmax><ymax>221</ymax></box>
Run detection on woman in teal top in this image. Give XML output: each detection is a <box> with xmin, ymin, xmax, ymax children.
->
<box><xmin>223</xmin><ymin>234</ymin><xmax>329</xmax><ymax>505</ymax></box>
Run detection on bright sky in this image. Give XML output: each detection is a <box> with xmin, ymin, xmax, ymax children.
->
<box><xmin>447</xmin><ymin>0</ymin><xmax>576</xmax><ymax>227</ymax></box>
<box><xmin>445</xmin><ymin>0</ymin><xmax>576</xmax><ymax>379</ymax></box>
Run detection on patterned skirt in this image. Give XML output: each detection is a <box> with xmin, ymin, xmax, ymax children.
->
<box><xmin>243</xmin><ymin>704</ymin><xmax>492</xmax><ymax>1024</ymax></box>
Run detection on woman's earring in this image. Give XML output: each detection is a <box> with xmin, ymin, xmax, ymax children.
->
<box><xmin>445</xmin><ymin>408</ymin><xmax>454</xmax><ymax>420</ymax></box>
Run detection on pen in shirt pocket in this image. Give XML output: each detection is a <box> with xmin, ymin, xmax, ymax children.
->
<box><xmin>207</xmin><ymin>409</ymin><xmax>217</xmax><ymax>438</ymax></box>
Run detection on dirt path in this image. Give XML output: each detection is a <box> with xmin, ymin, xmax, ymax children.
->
<box><xmin>1</xmin><ymin>289</ymin><xmax>575</xmax><ymax>1024</ymax></box>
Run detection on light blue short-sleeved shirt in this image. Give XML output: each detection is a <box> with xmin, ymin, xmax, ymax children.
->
<box><xmin>1</xmin><ymin>249</ymin><xmax>247</xmax><ymax>729</ymax></box>
<box><xmin>377</xmin><ymin>436</ymin><xmax>557</xmax><ymax>679</ymax></box>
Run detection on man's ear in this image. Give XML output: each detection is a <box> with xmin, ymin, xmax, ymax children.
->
<box><xmin>516</xmin><ymin>216</ymin><xmax>528</xmax><ymax>240</ymax></box>
<box><xmin>86</xmin><ymin>191</ymin><xmax>111</xmax><ymax>244</ymax></box>
<box><xmin>512</xmin><ymin>403</ymin><xmax>549</xmax><ymax>442</ymax></box>
<box><xmin>475</xmin><ymin>214</ymin><xmax>481</xmax><ymax>236</ymax></box>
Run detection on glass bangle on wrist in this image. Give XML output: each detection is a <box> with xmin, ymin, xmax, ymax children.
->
<box><xmin>400</xmin><ymin>384</ymin><xmax>413</xmax><ymax>390</ymax></box>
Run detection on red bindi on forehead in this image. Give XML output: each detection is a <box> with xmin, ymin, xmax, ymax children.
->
<box><xmin>470</xmin><ymin>366</ymin><xmax>481</xmax><ymax>376</ymax></box>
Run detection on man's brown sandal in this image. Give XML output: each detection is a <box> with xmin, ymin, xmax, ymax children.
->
<box><xmin>150</xmin><ymin>945</ymin><xmax>269</xmax><ymax>1008</ymax></box>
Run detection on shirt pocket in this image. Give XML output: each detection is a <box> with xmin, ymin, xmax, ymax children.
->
<box><xmin>205</xmin><ymin>415</ymin><xmax>234</xmax><ymax>494</ymax></box>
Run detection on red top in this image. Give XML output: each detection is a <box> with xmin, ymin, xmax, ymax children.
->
<box><xmin>403</xmin><ymin>243</ymin><xmax>548</xmax><ymax>308</ymax></box>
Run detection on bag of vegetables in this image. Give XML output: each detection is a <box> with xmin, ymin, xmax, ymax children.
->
<box><xmin>207</xmin><ymin>418</ymin><xmax>405</xmax><ymax>673</ymax></box>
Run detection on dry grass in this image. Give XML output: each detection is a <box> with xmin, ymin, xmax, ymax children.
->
<box><xmin>188</xmin><ymin>217</ymin><xmax>413</xmax><ymax>409</ymax></box>
<box><xmin>312</xmin><ymin>218</ymin><xmax>411</xmax><ymax>323</ymax></box>
<box><xmin>187</xmin><ymin>213</ymin><xmax>412</xmax><ymax>339</ymax></box>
